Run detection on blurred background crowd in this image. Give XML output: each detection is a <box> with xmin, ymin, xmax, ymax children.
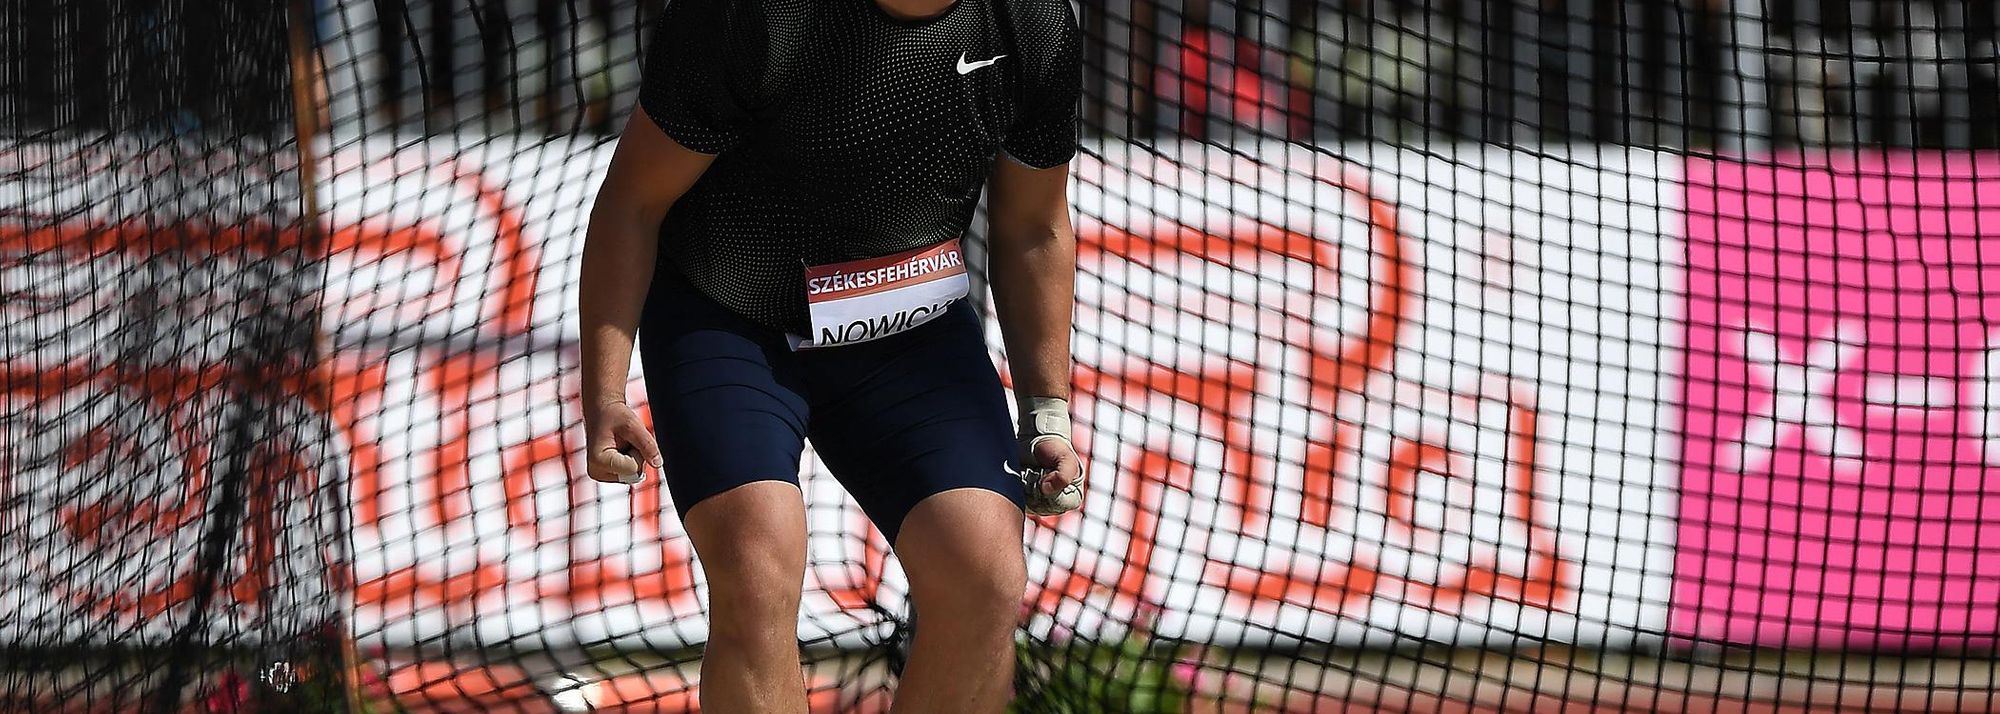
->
<box><xmin>317</xmin><ymin>0</ymin><xmax>2000</xmax><ymax>148</ymax></box>
<box><xmin>8</xmin><ymin>0</ymin><xmax>1998</xmax><ymax>148</ymax></box>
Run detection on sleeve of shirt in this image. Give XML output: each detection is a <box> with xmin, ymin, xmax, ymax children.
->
<box><xmin>639</xmin><ymin>0</ymin><xmax>762</xmax><ymax>155</ymax></box>
<box><xmin>1000</xmin><ymin>3</ymin><xmax>1081</xmax><ymax>170</ymax></box>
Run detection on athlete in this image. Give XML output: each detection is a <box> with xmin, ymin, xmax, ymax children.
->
<box><xmin>576</xmin><ymin>0</ymin><xmax>1083</xmax><ymax>710</ymax></box>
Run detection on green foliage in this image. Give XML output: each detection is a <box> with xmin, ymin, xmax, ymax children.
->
<box><xmin>1011</xmin><ymin>634</ymin><xmax>1191</xmax><ymax>714</ymax></box>
<box><xmin>202</xmin><ymin>650</ymin><xmax>355</xmax><ymax>714</ymax></box>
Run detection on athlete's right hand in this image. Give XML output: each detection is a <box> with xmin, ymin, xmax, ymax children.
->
<box><xmin>585</xmin><ymin>401</ymin><xmax>663</xmax><ymax>485</ymax></box>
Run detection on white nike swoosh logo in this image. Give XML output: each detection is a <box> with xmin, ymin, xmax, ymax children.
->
<box><xmin>956</xmin><ymin>52</ymin><xmax>1006</xmax><ymax>75</ymax></box>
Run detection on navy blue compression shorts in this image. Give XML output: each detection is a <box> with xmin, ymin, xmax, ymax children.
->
<box><xmin>637</xmin><ymin>270</ymin><xmax>1028</xmax><ymax>544</ymax></box>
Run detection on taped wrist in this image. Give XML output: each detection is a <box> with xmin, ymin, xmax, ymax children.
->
<box><xmin>1017</xmin><ymin>396</ymin><xmax>1072</xmax><ymax>446</ymax></box>
<box><xmin>1015</xmin><ymin>396</ymin><xmax>1084</xmax><ymax>516</ymax></box>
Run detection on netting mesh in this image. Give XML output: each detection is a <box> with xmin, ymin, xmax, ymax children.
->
<box><xmin>2</xmin><ymin>1</ymin><xmax>350</xmax><ymax>711</ymax></box>
<box><xmin>6</xmin><ymin>0</ymin><xmax>2000</xmax><ymax>712</ymax></box>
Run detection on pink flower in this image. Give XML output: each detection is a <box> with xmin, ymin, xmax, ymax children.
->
<box><xmin>202</xmin><ymin>670</ymin><xmax>251</xmax><ymax>714</ymax></box>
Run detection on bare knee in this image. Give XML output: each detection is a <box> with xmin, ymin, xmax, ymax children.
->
<box><xmin>684</xmin><ymin>482</ymin><xmax>808</xmax><ymax>643</ymax></box>
<box><xmin>709</xmin><ymin>581</ymin><xmax>803</xmax><ymax>642</ymax></box>
<box><xmin>702</xmin><ymin>533</ymin><xmax>806</xmax><ymax>643</ymax></box>
<box><xmin>953</xmin><ymin>554</ymin><xmax>1027</xmax><ymax>614</ymax></box>
<box><xmin>909</xmin><ymin>552</ymin><xmax>1025</xmax><ymax>644</ymax></box>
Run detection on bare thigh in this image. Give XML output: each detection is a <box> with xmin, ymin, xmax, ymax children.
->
<box><xmin>895</xmin><ymin>488</ymin><xmax>1028</xmax><ymax>616</ymax></box>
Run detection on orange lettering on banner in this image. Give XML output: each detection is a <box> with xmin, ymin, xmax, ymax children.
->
<box><xmin>326</xmin><ymin>152</ymin><xmax>575</xmax><ymax>614</ymax></box>
<box><xmin>1371</xmin><ymin>387</ymin><xmax>1570</xmax><ymax>611</ymax></box>
<box><xmin>2</xmin><ymin>363</ymin><xmax>326</xmax><ymax>619</ymax></box>
<box><xmin>4</xmin><ymin>152</ymin><xmax>591</xmax><ymax>626</ymax></box>
<box><xmin>4</xmin><ymin>154</ymin><xmax>1580</xmax><ymax>630</ymax></box>
<box><xmin>327</xmin><ymin>361</ymin><xmax>391</xmax><ymax>526</ymax></box>
<box><xmin>422</xmin><ymin>158</ymin><xmax>540</xmax><ymax>336</ymax></box>
<box><xmin>1055</xmin><ymin>166</ymin><xmax>1575</xmax><ymax>620</ymax></box>
<box><xmin>1</xmin><ymin>221</ymin><xmax>311</xmax><ymax>257</ymax></box>
<box><xmin>325</xmin><ymin>220</ymin><xmax>458</xmax><ymax>286</ymax></box>
<box><xmin>503</xmin><ymin>430</ymin><xmax>574</xmax><ymax>534</ymax></box>
<box><xmin>1079</xmin><ymin>222</ymin><xmax>1312</xmax><ymax>531</ymax></box>
<box><xmin>317</xmin><ymin>209</ymin><xmax>481</xmax><ymax>531</ymax></box>
<box><xmin>1298</xmin><ymin>172</ymin><xmax>1413</xmax><ymax>530</ymax></box>
<box><xmin>354</xmin><ymin>564</ymin><xmax>510</xmax><ymax>614</ymax></box>
<box><xmin>498</xmin><ymin>400</ymin><xmax>699</xmax><ymax>608</ymax></box>
<box><xmin>334</xmin><ymin>348</ymin><xmax>497</xmax><ymax>614</ymax></box>
<box><xmin>338</xmin><ymin>370</ymin><xmax>704</xmax><ymax>613</ymax></box>
<box><xmin>426</xmin><ymin>352</ymin><xmax>496</xmax><ymax>529</ymax></box>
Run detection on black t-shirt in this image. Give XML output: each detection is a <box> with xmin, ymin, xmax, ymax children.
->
<box><xmin>640</xmin><ymin>0</ymin><xmax>1081</xmax><ymax>332</ymax></box>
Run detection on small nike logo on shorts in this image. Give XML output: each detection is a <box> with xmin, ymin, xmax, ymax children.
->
<box><xmin>956</xmin><ymin>52</ymin><xmax>1006</xmax><ymax>75</ymax></box>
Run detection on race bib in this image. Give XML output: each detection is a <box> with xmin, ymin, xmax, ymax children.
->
<box><xmin>790</xmin><ymin>239</ymin><xmax>970</xmax><ymax>350</ymax></box>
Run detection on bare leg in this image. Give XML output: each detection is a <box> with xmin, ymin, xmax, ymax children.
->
<box><xmin>888</xmin><ymin>489</ymin><xmax>1028</xmax><ymax>714</ymax></box>
<box><xmin>682</xmin><ymin>481</ymin><xmax>810</xmax><ymax>713</ymax></box>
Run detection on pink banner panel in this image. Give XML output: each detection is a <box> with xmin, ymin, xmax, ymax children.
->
<box><xmin>1676</xmin><ymin>153</ymin><xmax>2000</xmax><ymax>649</ymax></box>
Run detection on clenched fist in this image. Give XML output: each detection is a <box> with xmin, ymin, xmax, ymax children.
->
<box><xmin>1018</xmin><ymin>396</ymin><xmax>1085</xmax><ymax>516</ymax></box>
<box><xmin>585</xmin><ymin>400</ymin><xmax>662</xmax><ymax>485</ymax></box>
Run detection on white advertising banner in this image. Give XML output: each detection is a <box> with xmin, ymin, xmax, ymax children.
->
<box><xmin>1</xmin><ymin>138</ymin><xmax>1680</xmax><ymax>649</ymax></box>
<box><xmin>1052</xmin><ymin>144</ymin><xmax>1680</xmax><ymax>647</ymax></box>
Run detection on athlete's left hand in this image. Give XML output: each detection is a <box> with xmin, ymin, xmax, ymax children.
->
<box><xmin>1018</xmin><ymin>397</ymin><xmax>1085</xmax><ymax>516</ymax></box>
<box><xmin>1025</xmin><ymin>436</ymin><xmax>1084</xmax><ymax>506</ymax></box>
